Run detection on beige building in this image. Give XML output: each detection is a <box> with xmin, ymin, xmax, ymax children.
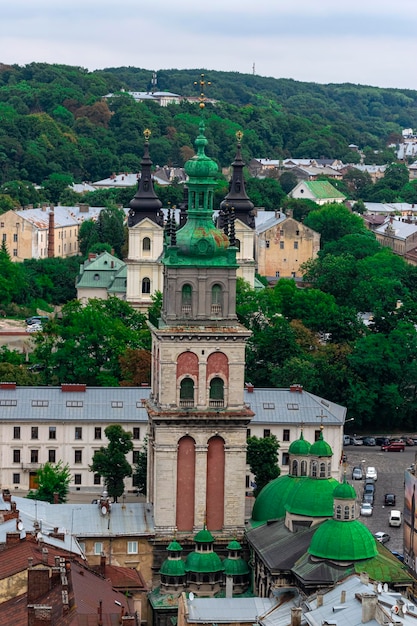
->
<box><xmin>255</xmin><ymin>212</ymin><xmax>320</xmax><ymax>279</ymax></box>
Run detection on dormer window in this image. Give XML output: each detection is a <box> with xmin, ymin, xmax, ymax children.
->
<box><xmin>94</xmin><ymin>273</ymin><xmax>100</xmax><ymax>281</ymax></box>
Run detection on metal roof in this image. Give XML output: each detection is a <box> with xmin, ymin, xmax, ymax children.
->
<box><xmin>187</xmin><ymin>597</ymin><xmax>275</xmax><ymax>623</ymax></box>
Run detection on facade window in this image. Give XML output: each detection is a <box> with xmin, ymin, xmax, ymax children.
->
<box><xmin>31</xmin><ymin>450</ymin><xmax>39</xmax><ymax>463</ymax></box>
<box><xmin>291</xmin><ymin>271</ymin><xmax>296</xmax><ymax>278</ymax></box>
<box><xmin>246</xmin><ymin>428</ymin><xmax>251</xmax><ymax>438</ymax></box>
<box><xmin>275</xmin><ymin>271</ymin><xmax>280</xmax><ymax>278</ymax></box>
<box><xmin>141</xmin><ymin>277</ymin><xmax>151</xmax><ymax>294</ymax></box>
<box><xmin>283</xmin><ymin>429</ymin><xmax>290</xmax><ymax>442</ymax></box>
<box><xmin>111</xmin><ymin>401</ymin><xmax>123</xmax><ymax>408</ymax></box>
<box><xmin>296</xmin><ymin>229</ymin><xmax>300</xmax><ymax>236</ymax></box>
<box><xmin>0</xmin><ymin>222</ymin><xmax>3</xmax><ymax>227</ymax></box>
<box><xmin>13</xmin><ymin>449</ymin><xmax>21</xmax><ymax>463</ymax></box>
<box><xmin>13</xmin><ymin>233</ymin><xmax>17</xmax><ymax>242</ymax></box>
<box><xmin>13</xmin><ymin>249</ymin><xmax>17</xmax><ymax>257</ymax></box>
<box><xmin>263</xmin><ymin>429</ymin><xmax>271</xmax><ymax>438</ymax></box>
<box><xmin>74</xmin><ymin>450</ymin><xmax>82</xmax><ymax>464</ymax></box>
<box><xmin>279</xmin><ymin>241</ymin><xmax>284</xmax><ymax>249</ymax></box>
<box><xmin>32</xmin><ymin>400</ymin><xmax>49</xmax><ymax>407</ymax></box>
<box><xmin>335</xmin><ymin>504</ymin><xmax>342</xmax><ymax>520</ymax></box>
<box><xmin>265</xmin><ymin>240</ymin><xmax>270</xmax><ymax>248</ymax></box>
<box><xmin>180</xmin><ymin>377</ymin><xmax>194</xmax><ymax>407</ymax></box>
<box><xmin>127</xmin><ymin>541</ymin><xmax>138</xmax><ymax>554</ymax></box>
<box><xmin>95</xmin><ymin>427</ymin><xmax>102</xmax><ymax>440</ymax></box>
<box><xmin>282</xmin><ymin>452</ymin><xmax>289</xmax><ymax>465</ymax></box>
<box><xmin>13</xmin><ymin>473</ymin><xmax>20</xmax><ymax>484</ymax></box>
<box><xmin>2</xmin><ymin>233</ymin><xmax>6</xmax><ymax>242</ymax></box>
<box><xmin>301</xmin><ymin>460</ymin><xmax>307</xmax><ymax>476</ymax></box>
<box><xmin>314</xmin><ymin>430</ymin><xmax>321</xmax><ymax>442</ymax></box>
<box><xmin>48</xmin><ymin>449</ymin><xmax>56</xmax><ymax>463</ymax></box>
<box><xmin>235</xmin><ymin>238</ymin><xmax>241</xmax><ymax>251</ymax></box>
<box><xmin>319</xmin><ymin>462</ymin><xmax>326</xmax><ymax>478</ymax></box>
<box><xmin>75</xmin><ymin>427</ymin><xmax>82</xmax><ymax>440</ymax></box>
<box><xmin>211</xmin><ymin>284</ymin><xmax>223</xmax><ymax>316</ymax></box>
<box><xmin>181</xmin><ymin>284</ymin><xmax>192</xmax><ymax>315</ymax></box>
<box><xmin>246</xmin><ymin>475</ymin><xmax>250</xmax><ymax>489</ymax></box>
<box><xmin>31</xmin><ymin>426</ymin><xmax>38</xmax><ymax>439</ymax></box>
<box><xmin>133</xmin><ymin>451</ymin><xmax>140</xmax><ymax>464</ymax></box>
<box><xmin>94</xmin><ymin>473</ymin><xmax>101</xmax><ymax>485</ymax></box>
<box><xmin>49</xmin><ymin>427</ymin><xmax>56</xmax><ymax>440</ymax></box>
<box><xmin>133</xmin><ymin>427</ymin><xmax>140</xmax><ymax>440</ymax></box>
<box><xmin>94</xmin><ymin>273</ymin><xmax>100</xmax><ymax>281</ymax></box>
<box><xmin>209</xmin><ymin>377</ymin><xmax>224</xmax><ymax>407</ymax></box>
<box><xmin>67</xmin><ymin>400</ymin><xmax>83</xmax><ymax>407</ymax></box>
<box><xmin>311</xmin><ymin>460</ymin><xmax>318</xmax><ymax>477</ymax></box>
<box><xmin>142</xmin><ymin>237</ymin><xmax>151</xmax><ymax>251</ymax></box>
<box><xmin>13</xmin><ymin>426</ymin><xmax>21</xmax><ymax>440</ymax></box>
<box><xmin>94</xmin><ymin>542</ymin><xmax>103</xmax><ymax>555</ymax></box>
<box><xmin>291</xmin><ymin>460</ymin><xmax>298</xmax><ymax>476</ymax></box>
<box><xmin>294</xmin><ymin>241</ymin><xmax>298</xmax><ymax>249</ymax></box>
<box><xmin>74</xmin><ymin>474</ymin><xmax>82</xmax><ymax>485</ymax></box>
<box><xmin>280</xmin><ymin>229</ymin><xmax>284</xmax><ymax>236</ymax></box>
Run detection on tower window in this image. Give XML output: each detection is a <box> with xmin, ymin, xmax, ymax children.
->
<box><xmin>181</xmin><ymin>284</ymin><xmax>192</xmax><ymax>316</ymax></box>
<box><xmin>179</xmin><ymin>377</ymin><xmax>194</xmax><ymax>407</ymax></box>
<box><xmin>142</xmin><ymin>237</ymin><xmax>151</xmax><ymax>251</ymax></box>
<box><xmin>235</xmin><ymin>238</ymin><xmax>241</xmax><ymax>251</ymax></box>
<box><xmin>209</xmin><ymin>377</ymin><xmax>224</xmax><ymax>407</ymax></box>
<box><xmin>211</xmin><ymin>284</ymin><xmax>222</xmax><ymax>316</ymax></box>
<box><xmin>142</xmin><ymin>277</ymin><xmax>151</xmax><ymax>294</ymax></box>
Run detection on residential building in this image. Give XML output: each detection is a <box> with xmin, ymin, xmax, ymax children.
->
<box><xmin>255</xmin><ymin>212</ymin><xmax>320</xmax><ymax>280</ymax></box>
<box><xmin>374</xmin><ymin>217</ymin><xmax>417</xmax><ymax>256</ymax></box>
<box><xmin>76</xmin><ymin>250</ymin><xmax>127</xmax><ymax>303</ymax></box>
<box><xmin>289</xmin><ymin>180</ymin><xmax>346</xmax><ymax>205</ymax></box>
<box><xmin>103</xmin><ymin>89</ymin><xmax>182</xmax><ymax>106</ymax></box>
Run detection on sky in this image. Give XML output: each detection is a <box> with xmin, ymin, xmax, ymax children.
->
<box><xmin>1</xmin><ymin>0</ymin><xmax>416</xmax><ymax>91</ymax></box>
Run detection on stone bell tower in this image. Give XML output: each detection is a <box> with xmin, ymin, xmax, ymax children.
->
<box><xmin>146</xmin><ymin>117</ymin><xmax>253</xmax><ymax>539</ymax></box>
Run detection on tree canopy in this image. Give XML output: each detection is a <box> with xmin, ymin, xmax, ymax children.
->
<box><xmin>90</xmin><ymin>424</ymin><xmax>133</xmax><ymax>501</ymax></box>
<box><xmin>27</xmin><ymin>461</ymin><xmax>71</xmax><ymax>504</ymax></box>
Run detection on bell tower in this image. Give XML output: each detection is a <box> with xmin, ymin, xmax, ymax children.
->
<box><xmin>146</xmin><ymin>117</ymin><xmax>253</xmax><ymax>539</ymax></box>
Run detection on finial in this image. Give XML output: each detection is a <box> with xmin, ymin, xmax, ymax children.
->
<box><xmin>144</xmin><ymin>128</ymin><xmax>151</xmax><ymax>141</ymax></box>
<box><xmin>236</xmin><ymin>130</ymin><xmax>243</xmax><ymax>143</ymax></box>
<box><xmin>194</xmin><ymin>73</ymin><xmax>211</xmax><ymax>109</ymax></box>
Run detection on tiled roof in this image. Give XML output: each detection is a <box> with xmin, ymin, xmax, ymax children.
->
<box><xmin>303</xmin><ymin>180</ymin><xmax>346</xmax><ymax>199</ymax></box>
<box><xmin>0</xmin><ymin>534</ymin><xmax>75</xmax><ymax>579</ymax></box>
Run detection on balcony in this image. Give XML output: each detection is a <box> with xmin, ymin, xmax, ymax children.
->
<box><xmin>179</xmin><ymin>399</ymin><xmax>194</xmax><ymax>408</ymax></box>
<box><xmin>209</xmin><ymin>399</ymin><xmax>224</xmax><ymax>408</ymax></box>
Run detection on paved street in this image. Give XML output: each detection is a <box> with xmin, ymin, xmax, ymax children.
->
<box><xmin>343</xmin><ymin>444</ymin><xmax>417</xmax><ymax>554</ymax></box>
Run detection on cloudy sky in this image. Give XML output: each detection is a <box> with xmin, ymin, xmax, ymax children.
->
<box><xmin>1</xmin><ymin>0</ymin><xmax>416</xmax><ymax>90</ymax></box>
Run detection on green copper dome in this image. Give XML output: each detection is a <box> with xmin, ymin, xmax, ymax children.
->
<box><xmin>160</xmin><ymin>558</ymin><xmax>186</xmax><ymax>576</ymax></box>
<box><xmin>309</xmin><ymin>519</ymin><xmax>378</xmax><ymax>561</ymax></box>
<box><xmin>333</xmin><ymin>476</ymin><xmax>356</xmax><ymax>500</ymax></box>
<box><xmin>223</xmin><ymin>556</ymin><xmax>250</xmax><ymax>576</ymax></box>
<box><xmin>288</xmin><ymin>432</ymin><xmax>311</xmax><ymax>456</ymax></box>
<box><xmin>310</xmin><ymin>430</ymin><xmax>332</xmax><ymax>457</ymax></box>
<box><xmin>251</xmin><ymin>475</ymin><xmax>303</xmax><ymax>523</ymax></box>
<box><xmin>166</xmin><ymin>540</ymin><xmax>183</xmax><ymax>552</ymax></box>
<box><xmin>285</xmin><ymin>477</ymin><xmax>338</xmax><ymax>517</ymax></box>
<box><xmin>194</xmin><ymin>528</ymin><xmax>215</xmax><ymax>544</ymax></box>
<box><xmin>185</xmin><ymin>550</ymin><xmax>224</xmax><ymax>574</ymax></box>
<box><xmin>185</xmin><ymin>121</ymin><xmax>219</xmax><ymax>181</ymax></box>
<box><xmin>227</xmin><ymin>540</ymin><xmax>242</xmax><ymax>551</ymax></box>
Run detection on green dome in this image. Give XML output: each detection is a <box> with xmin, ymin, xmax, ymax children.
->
<box><xmin>288</xmin><ymin>432</ymin><xmax>311</xmax><ymax>456</ymax></box>
<box><xmin>309</xmin><ymin>519</ymin><xmax>378</xmax><ymax>561</ymax></box>
<box><xmin>160</xmin><ymin>558</ymin><xmax>186</xmax><ymax>576</ymax></box>
<box><xmin>333</xmin><ymin>477</ymin><xmax>356</xmax><ymax>500</ymax></box>
<box><xmin>227</xmin><ymin>540</ymin><xmax>242</xmax><ymax>550</ymax></box>
<box><xmin>185</xmin><ymin>121</ymin><xmax>219</xmax><ymax>181</ymax></box>
<box><xmin>285</xmin><ymin>477</ymin><xmax>338</xmax><ymax>516</ymax></box>
<box><xmin>194</xmin><ymin>528</ymin><xmax>215</xmax><ymax>544</ymax></box>
<box><xmin>223</xmin><ymin>557</ymin><xmax>250</xmax><ymax>576</ymax></box>
<box><xmin>310</xmin><ymin>430</ymin><xmax>332</xmax><ymax>457</ymax></box>
<box><xmin>185</xmin><ymin>550</ymin><xmax>224</xmax><ymax>573</ymax></box>
<box><xmin>251</xmin><ymin>475</ymin><xmax>303</xmax><ymax>523</ymax></box>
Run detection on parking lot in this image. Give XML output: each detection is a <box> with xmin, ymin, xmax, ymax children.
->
<box><xmin>343</xmin><ymin>444</ymin><xmax>417</xmax><ymax>554</ymax></box>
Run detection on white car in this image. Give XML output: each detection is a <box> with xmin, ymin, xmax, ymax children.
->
<box><xmin>374</xmin><ymin>531</ymin><xmax>390</xmax><ymax>544</ymax></box>
<box><xmin>360</xmin><ymin>502</ymin><xmax>373</xmax><ymax>516</ymax></box>
<box><xmin>366</xmin><ymin>466</ymin><xmax>377</xmax><ymax>481</ymax></box>
<box><xmin>26</xmin><ymin>324</ymin><xmax>42</xmax><ymax>333</ymax></box>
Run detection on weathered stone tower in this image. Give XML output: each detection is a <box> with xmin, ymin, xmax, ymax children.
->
<box><xmin>146</xmin><ymin>118</ymin><xmax>253</xmax><ymax>540</ymax></box>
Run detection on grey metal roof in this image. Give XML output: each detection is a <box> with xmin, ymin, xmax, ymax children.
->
<box><xmin>247</xmin><ymin>519</ymin><xmax>315</xmax><ymax>571</ymax></box>
<box><xmin>187</xmin><ymin>597</ymin><xmax>275</xmax><ymax>623</ymax></box>
<box><xmin>0</xmin><ymin>386</ymin><xmax>150</xmax><ymax>423</ymax></box>
<box><xmin>245</xmin><ymin>388</ymin><xmax>346</xmax><ymax>425</ymax></box>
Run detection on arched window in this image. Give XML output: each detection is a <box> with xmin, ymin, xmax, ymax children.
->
<box><xmin>319</xmin><ymin>462</ymin><xmax>326</xmax><ymax>478</ymax></box>
<box><xmin>300</xmin><ymin>460</ymin><xmax>307</xmax><ymax>476</ymax></box>
<box><xmin>311</xmin><ymin>461</ymin><xmax>317</xmax><ymax>477</ymax></box>
<box><xmin>211</xmin><ymin>284</ymin><xmax>222</xmax><ymax>315</ymax></box>
<box><xmin>182</xmin><ymin>284</ymin><xmax>192</xmax><ymax>315</ymax></box>
<box><xmin>291</xmin><ymin>459</ymin><xmax>298</xmax><ymax>476</ymax></box>
<box><xmin>335</xmin><ymin>504</ymin><xmax>342</xmax><ymax>520</ymax></box>
<box><xmin>93</xmin><ymin>273</ymin><xmax>100</xmax><ymax>281</ymax></box>
<box><xmin>343</xmin><ymin>505</ymin><xmax>350</xmax><ymax>520</ymax></box>
<box><xmin>180</xmin><ymin>377</ymin><xmax>194</xmax><ymax>407</ymax></box>
<box><xmin>327</xmin><ymin>462</ymin><xmax>331</xmax><ymax>477</ymax></box>
<box><xmin>235</xmin><ymin>238</ymin><xmax>241</xmax><ymax>251</ymax></box>
<box><xmin>142</xmin><ymin>277</ymin><xmax>151</xmax><ymax>294</ymax></box>
<box><xmin>209</xmin><ymin>377</ymin><xmax>224</xmax><ymax>407</ymax></box>
<box><xmin>142</xmin><ymin>237</ymin><xmax>151</xmax><ymax>252</ymax></box>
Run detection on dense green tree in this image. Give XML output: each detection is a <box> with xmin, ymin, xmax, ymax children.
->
<box><xmin>303</xmin><ymin>203</ymin><xmax>367</xmax><ymax>246</ymax></box>
<box><xmin>90</xmin><ymin>424</ymin><xmax>133</xmax><ymax>501</ymax></box>
<box><xmin>246</xmin><ymin>435</ymin><xmax>280</xmax><ymax>497</ymax></box>
<box><xmin>42</xmin><ymin>173</ymin><xmax>73</xmax><ymax>204</ymax></box>
<box><xmin>27</xmin><ymin>461</ymin><xmax>71</xmax><ymax>503</ymax></box>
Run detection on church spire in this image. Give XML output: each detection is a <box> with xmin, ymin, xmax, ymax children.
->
<box><xmin>128</xmin><ymin>129</ymin><xmax>163</xmax><ymax>227</ymax></box>
<box><xmin>219</xmin><ymin>131</ymin><xmax>255</xmax><ymax>229</ymax></box>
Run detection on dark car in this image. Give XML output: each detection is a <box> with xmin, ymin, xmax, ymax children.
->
<box><xmin>26</xmin><ymin>315</ymin><xmax>49</xmax><ymax>325</ymax></box>
<box><xmin>385</xmin><ymin>493</ymin><xmax>396</xmax><ymax>506</ymax></box>
<box><xmin>363</xmin><ymin>492</ymin><xmax>374</xmax><ymax>505</ymax></box>
<box><xmin>375</xmin><ymin>437</ymin><xmax>390</xmax><ymax>446</ymax></box>
<box><xmin>363</xmin><ymin>437</ymin><xmax>376</xmax><ymax>446</ymax></box>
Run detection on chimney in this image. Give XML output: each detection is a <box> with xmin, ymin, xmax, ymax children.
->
<box><xmin>79</xmin><ymin>204</ymin><xmax>90</xmax><ymax>213</ymax></box>
<box><xmin>0</xmin><ymin>382</ymin><xmax>16</xmax><ymax>390</ymax></box>
<box><xmin>360</xmin><ymin>571</ymin><xmax>369</xmax><ymax>585</ymax></box>
<box><xmin>317</xmin><ymin>593</ymin><xmax>323</xmax><ymax>607</ymax></box>
<box><xmin>47</xmin><ymin>209</ymin><xmax>55</xmax><ymax>258</ymax></box>
<box><xmin>290</xmin><ymin>607</ymin><xmax>302</xmax><ymax>626</ymax></box>
<box><xmin>121</xmin><ymin>617</ymin><xmax>136</xmax><ymax>626</ymax></box>
<box><xmin>27</xmin><ymin>568</ymin><xmax>50</xmax><ymax>602</ymax></box>
<box><xmin>100</xmin><ymin>553</ymin><xmax>106</xmax><ymax>577</ymax></box>
<box><xmin>88</xmin><ymin>252</ymin><xmax>97</xmax><ymax>261</ymax></box>
<box><xmin>42</xmin><ymin>547</ymin><xmax>49</xmax><ymax>564</ymax></box>
<box><xmin>340</xmin><ymin>590</ymin><xmax>346</xmax><ymax>604</ymax></box>
<box><xmin>290</xmin><ymin>384</ymin><xmax>303</xmax><ymax>393</ymax></box>
<box><xmin>361</xmin><ymin>593</ymin><xmax>377</xmax><ymax>622</ymax></box>
<box><xmin>53</xmin><ymin>492</ymin><xmax>59</xmax><ymax>505</ymax></box>
<box><xmin>27</xmin><ymin>605</ymin><xmax>52</xmax><ymax>626</ymax></box>
<box><xmin>245</xmin><ymin>382</ymin><xmax>254</xmax><ymax>393</ymax></box>
<box><xmin>61</xmin><ymin>383</ymin><xmax>86</xmax><ymax>392</ymax></box>
<box><xmin>6</xmin><ymin>531</ymin><xmax>21</xmax><ymax>546</ymax></box>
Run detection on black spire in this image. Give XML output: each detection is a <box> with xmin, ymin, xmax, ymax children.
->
<box><xmin>128</xmin><ymin>129</ymin><xmax>164</xmax><ymax>228</ymax></box>
<box><xmin>219</xmin><ymin>131</ymin><xmax>255</xmax><ymax>229</ymax></box>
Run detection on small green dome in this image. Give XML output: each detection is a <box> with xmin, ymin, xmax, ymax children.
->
<box><xmin>333</xmin><ymin>477</ymin><xmax>356</xmax><ymax>500</ymax></box>
<box><xmin>288</xmin><ymin>432</ymin><xmax>311</xmax><ymax>456</ymax></box>
<box><xmin>185</xmin><ymin>121</ymin><xmax>219</xmax><ymax>181</ymax></box>
<box><xmin>251</xmin><ymin>475</ymin><xmax>303</xmax><ymax>523</ymax></box>
<box><xmin>310</xmin><ymin>430</ymin><xmax>332</xmax><ymax>457</ymax></box>
<box><xmin>285</xmin><ymin>477</ymin><xmax>338</xmax><ymax>517</ymax></box>
<box><xmin>166</xmin><ymin>540</ymin><xmax>183</xmax><ymax>552</ymax></box>
<box><xmin>194</xmin><ymin>528</ymin><xmax>215</xmax><ymax>544</ymax></box>
<box><xmin>223</xmin><ymin>557</ymin><xmax>250</xmax><ymax>576</ymax></box>
<box><xmin>160</xmin><ymin>558</ymin><xmax>186</xmax><ymax>576</ymax></box>
<box><xmin>185</xmin><ymin>550</ymin><xmax>224</xmax><ymax>574</ymax></box>
<box><xmin>227</xmin><ymin>540</ymin><xmax>242</xmax><ymax>551</ymax></box>
<box><xmin>309</xmin><ymin>519</ymin><xmax>378</xmax><ymax>561</ymax></box>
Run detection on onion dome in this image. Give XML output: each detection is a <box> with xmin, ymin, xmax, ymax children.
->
<box><xmin>184</xmin><ymin>121</ymin><xmax>219</xmax><ymax>181</ymax></box>
<box><xmin>309</xmin><ymin>519</ymin><xmax>378</xmax><ymax>561</ymax></box>
<box><xmin>128</xmin><ymin>129</ymin><xmax>163</xmax><ymax>227</ymax></box>
<box><xmin>185</xmin><ymin>528</ymin><xmax>224</xmax><ymax>574</ymax></box>
<box><xmin>219</xmin><ymin>131</ymin><xmax>255</xmax><ymax>229</ymax></box>
<box><xmin>285</xmin><ymin>476</ymin><xmax>339</xmax><ymax>517</ymax></box>
<box><xmin>310</xmin><ymin>429</ymin><xmax>332</xmax><ymax>458</ymax></box>
<box><xmin>288</xmin><ymin>431</ymin><xmax>311</xmax><ymax>456</ymax></box>
<box><xmin>251</xmin><ymin>475</ymin><xmax>303</xmax><ymax>523</ymax></box>
<box><xmin>159</xmin><ymin>540</ymin><xmax>186</xmax><ymax>577</ymax></box>
<box><xmin>223</xmin><ymin>540</ymin><xmax>249</xmax><ymax>577</ymax></box>
<box><xmin>333</xmin><ymin>476</ymin><xmax>356</xmax><ymax>500</ymax></box>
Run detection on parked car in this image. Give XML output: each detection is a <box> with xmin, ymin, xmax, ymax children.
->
<box><xmin>26</xmin><ymin>315</ymin><xmax>49</xmax><ymax>325</ymax></box>
<box><xmin>405</xmin><ymin>438</ymin><xmax>414</xmax><ymax>446</ymax></box>
<box><xmin>363</xmin><ymin>492</ymin><xmax>374</xmax><ymax>505</ymax></box>
<box><xmin>365</xmin><ymin>466</ymin><xmax>378</xmax><ymax>481</ymax></box>
<box><xmin>364</xmin><ymin>482</ymin><xmax>375</xmax><ymax>496</ymax></box>
<box><xmin>384</xmin><ymin>493</ymin><xmax>396</xmax><ymax>506</ymax></box>
<box><xmin>363</xmin><ymin>437</ymin><xmax>376</xmax><ymax>446</ymax></box>
<box><xmin>389</xmin><ymin>510</ymin><xmax>402</xmax><ymax>527</ymax></box>
<box><xmin>343</xmin><ymin>435</ymin><xmax>351</xmax><ymax>446</ymax></box>
<box><xmin>381</xmin><ymin>441</ymin><xmax>405</xmax><ymax>452</ymax></box>
<box><xmin>352</xmin><ymin>466</ymin><xmax>363</xmax><ymax>480</ymax></box>
<box><xmin>360</xmin><ymin>502</ymin><xmax>373</xmax><ymax>516</ymax></box>
<box><xmin>26</xmin><ymin>324</ymin><xmax>43</xmax><ymax>333</ymax></box>
<box><xmin>391</xmin><ymin>551</ymin><xmax>404</xmax><ymax>563</ymax></box>
<box><xmin>352</xmin><ymin>437</ymin><xmax>364</xmax><ymax>446</ymax></box>
<box><xmin>374</xmin><ymin>531</ymin><xmax>390</xmax><ymax>544</ymax></box>
<box><xmin>375</xmin><ymin>437</ymin><xmax>390</xmax><ymax>446</ymax></box>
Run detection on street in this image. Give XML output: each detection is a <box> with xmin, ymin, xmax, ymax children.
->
<box><xmin>344</xmin><ymin>444</ymin><xmax>417</xmax><ymax>554</ymax></box>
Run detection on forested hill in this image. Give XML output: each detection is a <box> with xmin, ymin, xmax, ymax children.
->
<box><xmin>0</xmin><ymin>62</ymin><xmax>416</xmax><ymax>186</ymax></box>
